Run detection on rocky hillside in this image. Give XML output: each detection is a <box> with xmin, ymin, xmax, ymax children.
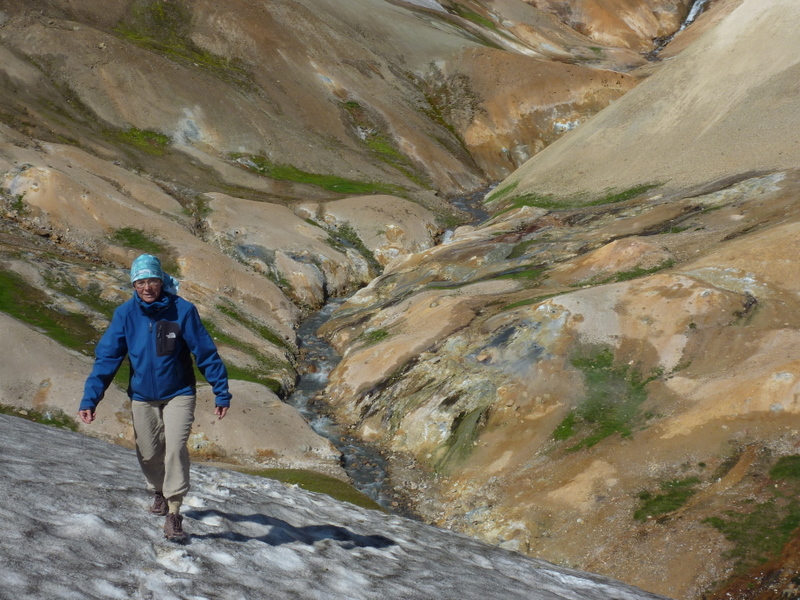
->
<box><xmin>314</xmin><ymin>0</ymin><xmax>800</xmax><ymax>598</ymax></box>
<box><xmin>4</xmin><ymin>0</ymin><xmax>798</xmax><ymax>598</ymax></box>
<box><xmin>0</xmin><ymin>0</ymin><xmax>686</xmax><ymax>467</ymax></box>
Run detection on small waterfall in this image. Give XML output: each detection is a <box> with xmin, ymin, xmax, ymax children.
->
<box><xmin>679</xmin><ymin>0</ymin><xmax>711</xmax><ymax>33</ymax></box>
<box><xmin>646</xmin><ymin>0</ymin><xmax>711</xmax><ymax>60</ymax></box>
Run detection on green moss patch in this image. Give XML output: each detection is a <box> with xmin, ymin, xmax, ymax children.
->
<box><xmin>575</xmin><ymin>259</ymin><xmax>676</xmax><ymax>287</ymax></box>
<box><xmin>493</xmin><ymin>265</ymin><xmax>546</xmax><ymax>282</ymax></box>
<box><xmin>769</xmin><ymin>455</ymin><xmax>800</xmax><ymax>480</ymax></box>
<box><xmin>110</xmin><ymin>227</ymin><xmax>165</xmax><ymax>254</ymax></box>
<box><xmin>216</xmin><ymin>303</ymin><xmax>291</xmax><ymax>351</ymax></box>
<box><xmin>45</xmin><ymin>277</ymin><xmax>118</xmax><ymax>320</ymax></box>
<box><xmin>241</xmin><ymin>468</ymin><xmax>385</xmax><ymax>511</ymax></box>
<box><xmin>114</xmin><ymin>1</ymin><xmax>253</xmax><ymax>90</ymax></box>
<box><xmin>553</xmin><ymin>348</ymin><xmax>660</xmax><ymax>450</ymax></box>
<box><xmin>340</xmin><ymin>100</ymin><xmax>426</xmax><ymax>187</ymax></box>
<box><xmin>109</xmin><ymin>127</ymin><xmax>171</xmax><ymax>155</ymax></box>
<box><xmin>108</xmin><ymin>228</ymin><xmax>179</xmax><ymax>275</ymax></box>
<box><xmin>634</xmin><ymin>477</ymin><xmax>701</xmax><ymax>521</ymax></box>
<box><xmin>703</xmin><ymin>455</ymin><xmax>800</xmax><ymax>575</ymax></box>
<box><xmin>502</xmin><ymin>183</ymin><xmax>662</xmax><ymax>212</ymax></box>
<box><xmin>358</xmin><ymin>328</ymin><xmax>390</xmax><ymax>346</ymax></box>
<box><xmin>0</xmin><ymin>404</ymin><xmax>79</xmax><ymax>431</ymax></box>
<box><xmin>609</xmin><ymin>260</ymin><xmax>675</xmax><ymax>282</ymax></box>
<box><xmin>0</xmin><ymin>268</ymin><xmax>101</xmax><ymax>355</ymax></box>
<box><xmin>485</xmin><ymin>181</ymin><xmax>519</xmax><ymax>203</ymax></box>
<box><xmin>325</xmin><ymin>223</ymin><xmax>382</xmax><ymax>273</ymax></box>
<box><xmin>201</xmin><ymin>319</ymin><xmax>291</xmax><ymax>395</ymax></box>
<box><xmin>432</xmin><ymin>405</ymin><xmax>490</xmax><ymax>473</ymax></box>
<box><xmin>500</xmin><ymin>293</ymin><xmax>561</xmax><ymax>311</ymax></box>
<box><xmin>231</xmin><ymin>153</ymin><xmax>404</xmax><ymax>196</ymax></box>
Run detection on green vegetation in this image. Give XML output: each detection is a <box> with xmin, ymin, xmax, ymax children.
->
<box><xmin>494</xmin><ymin>265</ymin><xmax>546</xmax><ymax>282</ymax></box>
<box><xmin>113</xmin><ymin>359</ymin><xmax>131</xmax><ymax>389</ymax></box>
<box><xmin>417</xmin><ymin>72</ymin><xmax>474</xmax><ymax>158</ymax></box>
<box><xmin>231</xmin><ymin>153</ymin><xmax>404</xmax><ymax>196</ymax></box>
<box><xmin>216</xmin><ymin>304</ymin><xmax>291</xmax><ymax>351</ymax></box>
<box><xmin>609</xmin><ymin>260</ymin><xmax>675</xmax><ymax>283</ymax></box>
<box><xmin>109</xmin><ymin>227</ymin><xmax>166</xmax><ymax>255</ymax></box>
<box><xmin>109</xmin><ymin>127</ymin><xmax>171</xmax><ymax>155</ymax></box>
<box><xmin>500</xmin><ymin>293</ymin><xmax>561</xmax><ymax>311</ymax></box>
<box><xmin>0</xmin><ymin>403</ymin><xmax>79</xmax><ymax>432</ymax></box>
<box><xmin>46</xmin><ymin>277</ymin><xmax>118</xmax><ymax>320</ymax></box>
<box><xmin>114</xmin><ymin>1</ymin><xmax>253</xmax><ymax>90</ymax></box>
<box><xmin>433</xmin><ymin>406</ymin><xmax>490</xmax><ymax>473</ymax></box>
<box><xmin>576</xmin><ymin>259</ymin><xmax>676</xmax><ymax>287</ymax></box>
<box><xmin>340</xmin><ymin>101</ymin><xmax>428</xmax><ymax>188</ymax></box>
<box><xmin>202</xmin><ymin>319</ymin><xmax>289</xmax><ymax>395</ymax></box>
<box><xmin>553</xmin><ymin>348</ymin><xmax>660</xmax><ymax>450</ymax></box>
<box><xmin>665</xmin><ymin>225</ymin><xmax>691</xmax><ymax>234</ymax></box>
<box><xmin>634</xmin><ymin>477</ymin><xmax>701</xmax><ymax>521</ymax></box>
<box><xmin>444</xmin><ymin>4</ymin><xmax>508</xmax><ymax>48</ymax></box>
<box><xmin>241</xmin><ymin>468</ymin><xmax>385</xmax><ymax>511</ymax></box>
<box><xmin>325</xmin><ymin>223</ymin><xmax>382</xmax><ymax>273</ymax></box>
<box><xmin>594</xmin><ymin>184</ymin><xmax>662</xmax><ymax>205</ymax></box>
<box><xmin>202</xmin><ymin>318</ymin><xmax>287</xmax><ymax>367</ymax></box>
<box><xmin>0</xmin><ymin>269</ymin><xmax>101</xmax><ymax>355</ymax></box>
<box><xmin>223</xmin><ymin>364</ymin><xmax>282</xmax><ymax>395</ymax></box>
<box><xmin>503</xmin><ymin>192</ymin><xmax>560</xmax><ymax>211</ymax></box>
<box><xmin>451</xmin><ymin>5</ymin><xmax>497</xmax><ymax>31</ymax></box>
<box><xmin>485</xmin><ymin>181</ymin><xmax>519</xmax><ymax>203</ymax></box>
<box><xmin>769</xmin><ymin>455</ymin><xmax>800</xmax><ymax>480</ymax></box>
<box><xmin>10</xmin><ymin>193</ymin><xmax>28</xmax><ymax>215</ymax></box>
<box><xmin>500</xmin><ymin>183</ymin><xmax>662</xmax><ymax>212</ymax></box>
<box><xmin>703</xmin><ymin>455</ymin><xmax>800</xmax><ymax>574</ymax></box>
<box><xmin>507</xmin><ymin>238</ymin><xmax>544</xmax><ymax>260</ymax></box>
<box><xmin>359</xmin><ymin>328</ymin><xmax>390</xmax><ymax>346</ymax></box>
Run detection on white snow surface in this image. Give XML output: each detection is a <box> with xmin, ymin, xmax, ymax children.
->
<box><xmin>0</xmin><ymin>415</ymin><xmax>670</xmax><ymax>600</ymax></box>
<box><xmin>393</xmin><ymin>0</ymin><xmax>446</xmax><ymax>12</ymax></box>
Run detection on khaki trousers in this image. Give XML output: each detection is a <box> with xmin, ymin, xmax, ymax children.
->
<box><xmin>131</xmin><ymin>395</ymin><xmax>196</xmax><ymax>500</ymax></box>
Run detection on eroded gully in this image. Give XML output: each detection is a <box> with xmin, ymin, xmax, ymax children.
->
<box><xmin>284</xmin><ymin>188</ymin><xmax>490</xmax><ymax>516</ymax></box>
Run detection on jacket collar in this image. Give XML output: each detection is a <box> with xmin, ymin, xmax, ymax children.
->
<box><xmin>134</xmin><ymin>292</ymin><xmax>172</xmax><ymax>315</ymax></box>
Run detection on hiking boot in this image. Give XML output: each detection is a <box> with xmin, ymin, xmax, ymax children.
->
<box><xmin>150</xmin><ymin>491</ymin><xmax>168</xmax><ymax>516</ymax></box>
<box><xmin>164</xmin><ymin>512</ymin><xmax>187</xmax><ymax>543</ymax></box>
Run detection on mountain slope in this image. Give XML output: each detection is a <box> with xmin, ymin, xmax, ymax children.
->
<box><xmin>489</xmin><ymin>0</ymin><xmax>800</xmax><ymax>204</ymax></box>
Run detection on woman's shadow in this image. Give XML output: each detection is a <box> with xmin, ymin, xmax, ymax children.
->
<box><xmin>185</xmin><ymin>509</ymin><xmax>396</xmax><ymax>549</ymax></box>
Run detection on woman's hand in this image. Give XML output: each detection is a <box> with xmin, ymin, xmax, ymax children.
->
<box><xmin>78</xmin><ymin>409</ymin><xmax>96</xmax><ymax>424</ymax></box>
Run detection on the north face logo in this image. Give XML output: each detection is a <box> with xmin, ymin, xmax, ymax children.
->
<box><xmin>166</xmin><ymin>332</ymin><xmax>177</xmax><ymax>339</ymax></box>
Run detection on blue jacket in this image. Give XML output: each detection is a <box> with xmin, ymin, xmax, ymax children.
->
<box><xmin>80</xmin><ymin>292</ymin><xmax>231</xmax><ymax>410</ymax></box>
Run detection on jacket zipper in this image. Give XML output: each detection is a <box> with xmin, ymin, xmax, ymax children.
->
<box><xmin>137</xmin><ymin>298</ymin><xmax>171</xmax><ymax>401</ymax></box>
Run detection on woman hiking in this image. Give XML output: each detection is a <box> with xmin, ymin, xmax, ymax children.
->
<box><xmin>78</xmin><ymin>254</ymin><xmax>231</xmax><ymax>542</ymax></box>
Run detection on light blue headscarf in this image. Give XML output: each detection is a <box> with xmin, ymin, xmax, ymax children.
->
<box><xmin>130</xmin><ymin>254</ymin><xmax>179</xmax><ymax>295</ymax></box>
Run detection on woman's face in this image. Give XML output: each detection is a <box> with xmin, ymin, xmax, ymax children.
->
<box><xmin>133</xmin><ymin>278</ymin><xmax>163</xmax><ymax>303</ymax></box>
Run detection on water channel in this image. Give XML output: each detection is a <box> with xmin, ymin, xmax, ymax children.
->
<box><xmin>284</xmin><ymin>299</ymin><xmax>412</xmax><ymax>514</ymax></box>
<box><xmin>283</xmin><ymin>188</ymin><xmax>491</xmax><ymax>515</ymax></box>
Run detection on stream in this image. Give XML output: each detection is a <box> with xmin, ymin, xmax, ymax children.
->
<box><xmin>284</xmin><ymin>299</ymin><xmax>405</xmax><ymax>514</ymax></box>
<box><xmin>284</xmin><ymin>188</ymin><xmax>492</xmax><ymax>515</ymax></box>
